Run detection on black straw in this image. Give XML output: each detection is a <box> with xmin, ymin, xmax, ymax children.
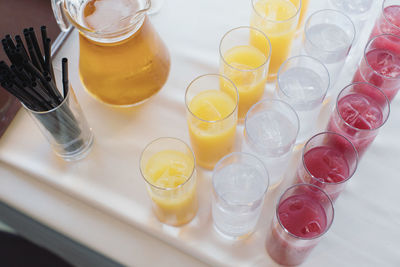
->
<box><xmin>62</xmin><ymin>58</ymin><xmax>68</xmax><ymax>98</ymax></box>
<box><xmin>45</xmin><ymin>38</ymin><xmax>54</xmax><ymax>79</ymax></box>
<box><xmin>28</xmin><ymin>28</ymin><xmax>46</xmax><ymax>71</ymax></box>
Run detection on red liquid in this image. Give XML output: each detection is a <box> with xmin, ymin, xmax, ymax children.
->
<box><xmin>279</xmin><ymin>194</ymin><xmax>327</xmax><ymax>238</ymax></box>
<box><xmin>371</xmin><ymin>6</ymin><xmax>400</xmax><ymax>38</ymax></box>
<box><xmin>267</xmin><ymin>194</ymin><xmax>327</xmax><ymax>266</ymax></box>
<box><xmin>304</xmin><ymin>146</ymin><xmax>349</xmax><ymax>184</ymax></box>
<box><xmin>353</xmin><ymin>48</ymin><xmax>400</xmax><ymax>102</ymax></box>
<box><xmin>300</xmin><ymin>146</ymin><xmax>350</xmax><ymax>201</ymax></box>
<box><xmin>338</xmin><ymin>94</ymin><xmax>383</xmax><ymax>130</ymax></box>
<box><xmin>327</xmin><ymin>93</ymin><xmax>383</xmax><ymax>157</ymax></box>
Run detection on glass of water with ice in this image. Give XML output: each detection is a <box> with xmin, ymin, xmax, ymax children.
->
<box><xmin>242</xmin><ymin>99</ymin><xmax>299</xmax><ymax>188</ymax></box>
<box><xmin>212</xmin><ymin>152</ymin><xmax>269</xmax><ymax>239</ymax></box>
<box><xmin>328</xmin><ymin>0</ymin><xmax>374</xmax><ymax>45</ymax></box>
<box><xmin>303</xmin><ymin>9</ymin><xmax>355</xmax><ymax>88</ymax></box>
<box><xmin>276</xmin><ymin>55</ymin><xmax>330</xmax><ymax>143</ymax></box>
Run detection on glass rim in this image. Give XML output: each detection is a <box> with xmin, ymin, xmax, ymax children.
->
<box><xmin>251</xmin><ymin>0</ymin><xmax>302</xmax><ymax>24</ymax></box>
<box><xmin>244</xmin><ymin>99</ymin><xmax>300</xmax><ymax>147</ymax></box>
<box><xmin>219</xmin><ymin>26</ymin><xmax>272</xmax><ymax>72</ymax></box>
<box><xmin>304</xmin><ymin>9</ymin><xmax>356</xmax><ymax>53</ymax></box>
<box><xmin>277</xmin><ymin>55</ymin><xmax>330</xmax><ymax>100</ymax></box>
<box><xmin>139</xmin><ymin>137</ymin><xmax>196</xmax><ymax>191</ymax></box>
<box><xmin>275</xmin><ymin>183</ymin><xmax>335</xmax><ymax>240</ymax></box>
<box><xmin>301</xmin><ymin>131</ymin><xmax>359</xmax><ymax>185</ymax></box>
<box><xmin>335</xmin><ymin>82</ymin><xmax>390</xmax><ymax>132</ymax></box>
<box><xmin>382</xmin><ymin>0</ymin><xmax>400</xmax><ymax>32</ymax></box>
<box><xmin>22</xmin><ymin>84</ymin><xmax>71</xmax><ymax>114</ymax></box>
<box><xmin>363</xmin><ymin>33</ymin><xmax>400</xmax><ymax>81</ymax></box>
<box><xmin>212</xmin><ymin>152</ymin><xmax>270</xmax><ymax>206</ymax></box>
<box><xmin>184</xmin><ymin>74</ymin><xmax>239</xmax><ymax>123</ymax></box>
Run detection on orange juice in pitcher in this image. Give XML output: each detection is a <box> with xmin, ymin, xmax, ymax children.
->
<box><xmin>52</xmin><ymin>0</ymin><xmax>170</xmax><ymax>106</ymax></box>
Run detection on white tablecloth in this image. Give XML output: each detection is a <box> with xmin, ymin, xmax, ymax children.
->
<box><xmin>0</xmin><ymin>0</ymin><xmax>399</xmax><ymax>266</ymax></box>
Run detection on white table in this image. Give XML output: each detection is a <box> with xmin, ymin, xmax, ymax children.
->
<box><xmin>1</xmin><ymin>0</ymin><xmax>399</xmax><ymax>266</ymax></box>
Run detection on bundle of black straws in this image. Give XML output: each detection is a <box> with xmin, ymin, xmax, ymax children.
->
<box><xmin>0</xmin><ymin>26</ymin><xmax>83</xmax><ymax>153</ymax></box>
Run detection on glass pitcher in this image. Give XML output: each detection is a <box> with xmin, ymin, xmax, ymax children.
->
<box><xmin>52</xmin><ymin>0</ymin><xmax>170</xmax><ymax>107</ymax></box>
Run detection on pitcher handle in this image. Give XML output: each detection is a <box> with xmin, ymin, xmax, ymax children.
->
<box><xmin>51</xmin><ymin>0</ymin><xmax>71</xmax><ymax>32</ymax></box>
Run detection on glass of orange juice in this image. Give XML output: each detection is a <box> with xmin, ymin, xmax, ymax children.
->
<box><xmin>219</xmin><ymin>26</ymin><xmax>271</xmax><ymax>121</ymax></box>
<box><xmin>185</xmin><ymin>74</ymin><xmax>239</xmax><ymax>170</ymax></box>
<box><xmin>140</xmin><ymin>137</ymin><xmax>197</xmax><ymax>226</ymax></box>
<box><xmin>250</xmin><ymin>0</ymin><xmax>301</xmax><ymax>81</ymax></box>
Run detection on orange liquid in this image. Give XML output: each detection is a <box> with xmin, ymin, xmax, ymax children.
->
<box><xmin>221</xmin><ymin>45</ymin><xmax>268</xmax><ymax>119</ymax></box>
<box><xmin>188</xmin><ymin>90</ymin><xmax>237</xmax><ymax>169</ymax></box>
<box><xmin>144</xmin><ymin>150</ymin><xmax>197</xmax><ymax>226</ymax></box>
<box><xmin>250</xmin><ymin>0</ymin><xmax>298</xmax><ymax>79</ymax></box>
<box><xmin>79</xmin><ymin>0</ymin><xmax>170</xmax><ymax>106</ymax></box>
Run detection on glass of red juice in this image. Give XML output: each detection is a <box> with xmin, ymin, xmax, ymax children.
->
<box><xmin>266</xmin><ymin>184</ymin><xmax>334</xmax><ymax>266</ymax></box>
<box><xmin>327</xmin><ymin>83</ymin><xmax>390</xmax><ymax>158</ymax></box>
<box><xmin>370</xmin><ymin>0</ymin><xmax>400</xmax><ymax>41</ymax></box>
<box><xmin>353</xmin><ymin>34</ymin><xmax>400</xmax><ymax>101</ymax></box>
<box><xmin>297</xmin><ymin>132</ymin><xmax>358</xmax><ymax>202</ymax></box>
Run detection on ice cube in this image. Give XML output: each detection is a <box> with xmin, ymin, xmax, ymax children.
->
<box><xmin>283</xmin><ymin>75</ymin><xmax>305</xmax><ymax>99</ymax></box>
<box><xmin>321</xmin><ymin>24</ymin><xmax>349</xmax><ymax>50</ymax></box>
<box><xmin>380</xmin><ymin>64</ymin><xmax>400</xmax><ymax>78</ymax></box>
<box><xmin>264</xmin><ymin>2</ymin><xmax>278</xmax><ymax>21</ymax></box>
<box><xmin>322</xmin><ymin>153</ymin><xmax>333</xmax><ymax>168</ymax></box>
<box><xmin>301</xmin><ymin>220</ymin><xmax>322</xmax><ymax>235</ymax></box>
<box><xmin>333</xmin><ymin>0</ymin><xmax>373</xmax><ymax>14</ymax></box>
<box><xmin>349</xmin><ymin>0</ymin><xmax>373</xmax><ymax>13</ymax></box>
<box><xmin>376</xmin><ymin>52</ymin><xmax>394</xmax><ymax>68</ymax></box>
<box><xmin>339</xmin><ymin>101</ymin><xmax>360</xmax><ymax>125</ymax></box>
<box><xmin>326</xmin><ymin>171</ymin><xmax>346</xmax><ymax>183</ymax></box>
<box><xmin>170</xmin><ymin>160</ymin><xmax>187</xmax><ymax>174</ymax></box>
<box><xmin>363</xmin><ymin>106</ymin><xmax>382</xmax><ymax>127</ymax></box>
<box><xmin>322</xmin><ymin>150</ymin><xmax>343</xmax><ymax>170</ymax></box>
<box><xmin>289</xmin><ymin>199</ymin><xmax>304</xmax><ymax>211</ymax></box>
<box><xmin>85</xmin><ymin>0</ymin><xmax>139</xmax><ymax>31</ymax></box>
<box><xmin>203</xmin><ymin>100</ymin><xmax>222</xmax><ymax>120</ymax></box>
<box><xmin>353</xmin><ymin>115</ymin><xmax>373</xmax><ymax>130</ymax></box>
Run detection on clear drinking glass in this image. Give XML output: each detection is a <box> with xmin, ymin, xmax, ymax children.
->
<box><xmin>23</xmin><ymin>85</ymin><xmax>93</xmax><ymax>161</ymax></box>
<box><xmin>328</xmin><ymin>0</ymin><xmax>374</xmax><ymax>48</ymax></box>
<box><xmin>140</xmin><ymin>137</ymin><xmax>198</xmax><ymax>226</ymax></box>
<box><xmin>266</xmin><ymin>183</ymin><xmax>334</xmax><ymax>266</ymax></box>
<box><xmin>185</xmin><ymin>74</ymin><xmax>238</xmax><ymax>170</ymax></box>
<box><xmin>303</xmin><ymin>9</ymin><xmax>355</xmax><ymax>87</ymax></box>
<box><xmin>370</xmin><ymin>0</ymin><xmax>400</xmax><ymax>39</ymax></box>
<box><xmin>219</xmin><ymin>26</ymin><xmax>271</xmax><ymax>121</ymax></box>
<box><xmin>250</xmin><ymin>0</ymin><xmax>301</xmax><ymax>80</ymax></box>
<box><xmin>212</xmin><ymin>152</ymin><xmax>269</xmax><ymax>239</ymax></box>
<box><xmin>243</xmin><ymin>99</ymin><xmax>299</xmax><ymax>188</ymax></box>
<box><xmin>327</xmin><ymin>82</ymin><xmax>390</xmax><ymax>158</ymax></box>
<box><xmin>296</xmin><ymin>132</ymin><xmax>358</xmax><ymax>202</ymax></box>
<box><xmin>276</xmin><ymin>55</ymin><xmax>330</xmax><ymax>143</ymax></box>
<box><xmin>353</xmin><ymin>34</ymin><xmax>400</xmax><ymax>102</ymax></box>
